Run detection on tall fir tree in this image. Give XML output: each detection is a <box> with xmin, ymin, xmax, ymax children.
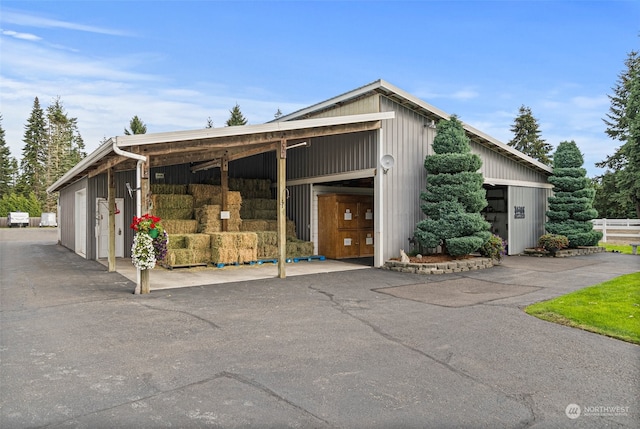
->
<box><xmin>597</xmin><ymin>50</ymin><xmax>640</xmax><ymax>217</ymax></box>
<box><xmin>124</xmin><ymin>115</ymin><xmax>147</xmax><ymax>135</ymax></box>
<box><xmin>414</xmin><ymin>116</ymin><xmax>491</xmax><ymax>256</ymax></box>
<box><xmin>507</xmin><ymin>105</ymin><xmax>553</xmax><ymax>164</ymax></box>
<box><xmin>44</xmin><ymin>98</ymin><xmax>86</xmax><ymax>211</ymax></box>
<box><xmin>0</xmin><ymin>115</ymin><xmax>18</xmax><ymax>198</ymax></box>
<box><xmin>226</xmin><ymin>104</ymin><xmax>248</xmax><ymax>126</ymax></box>
<box><xmin>18</xmin><ymin>97</ymin><xmax>48</xmax><ymax>202</ymax></box>
<box><xmin>545</xmin><ymin>141</ymin><xmax>602</xmax><ymax>247</ymax></box>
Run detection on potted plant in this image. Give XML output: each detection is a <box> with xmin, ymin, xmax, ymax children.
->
<box><xmin>537</xmin><ymin>234</ymin><xmax>569</xmax><ymax>256</ymax></box>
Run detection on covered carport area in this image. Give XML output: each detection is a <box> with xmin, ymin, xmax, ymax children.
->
<box><xmin>48</xmin><ymin>112</ymin><xmax>394</xmax><ymax>293</ymax></box>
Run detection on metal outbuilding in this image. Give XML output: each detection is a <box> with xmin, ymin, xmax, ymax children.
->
<box><xmin>48</xmin><ymin>79</ymin><xmax>552</xmax><ymax>289</ymax></box>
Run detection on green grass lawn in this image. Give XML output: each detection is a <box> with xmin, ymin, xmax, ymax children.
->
<box><xmin>599</xmin><ymin>242</ymin><xmax>637</xmax><ymax>255</ymax></box>
<box><xmin>525</xmin><ymin>272</ymin><xmax>640</xmax><ymax>344</ymax></box>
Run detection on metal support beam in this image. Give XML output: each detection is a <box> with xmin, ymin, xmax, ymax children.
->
<box><xmin>107</xmin><ymin>168</ymin><xmax>116</xmax><ymax>272</ymax></box>
<box><xmin>277</xmin><ymin>139</ymin><xmax>287</xmax><ymax>278</ymax></box>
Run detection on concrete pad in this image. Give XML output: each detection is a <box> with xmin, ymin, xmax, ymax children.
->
<box><xmin>375</xmin><ymin>278</ymin><xmax>541</xmax><ymax>307</ymax></box>
<box><xmin>100</xmin><ymin>257</ymin><xmax>370</xmax><ymax>291</ymax></box>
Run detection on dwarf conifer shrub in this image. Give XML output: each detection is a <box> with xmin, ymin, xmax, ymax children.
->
<box><xmin>414</xmin><ymin>116</ymin><xmax>491</xmax><ymax>256</ymax></box>
<box><xmin>545</xmin><ymin>141</ymin><xmax>602</xmax><ymax>247</ymax></box>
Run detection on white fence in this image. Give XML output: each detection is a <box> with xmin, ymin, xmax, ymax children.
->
<box><xmin>591</xmin><ymin>219</ymin><xmax>640</xmax><ymax>243</ymax></box>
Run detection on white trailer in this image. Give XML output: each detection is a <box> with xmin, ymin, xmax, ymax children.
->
<box><xmin>8</xmin><ymin>212</ymin><xmax>29</xmax><ymax>228</ymax></box>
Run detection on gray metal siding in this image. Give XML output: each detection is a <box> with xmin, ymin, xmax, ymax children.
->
<box><xmin>379</xmin><ymin>96</ymin><xmax>435</xmax><ymax>261</ymax></box>
<box><xmin>472</xmin><ymin>143</ymin><xmax>549</xmax><ymax>183</ymax></box>
<box><xmin>286</xmin><ymin>131</ymin><xmax>377</xmax><ymax>180</ymax></box>
<box><xmin>58</xmin><ymin>178</ymin><xmax>88</xmax><ymax>253</ymax></box>
<box><xmin>286</xmin><ymin>184</ymin><xmax>312</xmax><ymax>241</ymax></box>
<box><xmin>508</xmin><ymin>186</ymin><xmax>551</xmax><ymax>255</ymax></box>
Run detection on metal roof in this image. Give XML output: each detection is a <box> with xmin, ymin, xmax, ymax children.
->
<box><xmin>277</xmin><ymin>79</ymin><xmax>553</xmax><ymax>176</ymax></box>
<box><xmin>47</xmin><ymin>112</ymin><xmax>394</xmax><ymax>193</ymax></box>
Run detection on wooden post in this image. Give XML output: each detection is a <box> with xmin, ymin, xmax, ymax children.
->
<box><xmin>140</xmin><ymin>159</ymin><xmax>151</xmax><ymax>294</ymax></box>
<box><xmin>277</xmin><ymin>140</ymin><xmax>287</xmax><ymax>278</ymax></box>
<box><xmin>221</xmin><ymin>156</ymin><xmax>229</xmax><ymax>232</ymax></box>
<box><xmin>107</xmin><ymin>168</ymin><xmax>116</xmax><ymax>272</ymax></box>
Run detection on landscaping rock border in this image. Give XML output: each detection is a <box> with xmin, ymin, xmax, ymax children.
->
<box><xmin>522</xmin><ymin>246</ymin><xmax>606</xmax><ymax>257</ymax></box>
<box><xmin>383</xmin><ymin>257</ymin><xmax>494</xmax><ymax>275</ymax></box>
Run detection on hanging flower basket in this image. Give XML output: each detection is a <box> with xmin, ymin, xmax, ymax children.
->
<box><xmin>130</xmin><ymin>214</ymin><xmax>168</xmax><ymax>269</ymax></box>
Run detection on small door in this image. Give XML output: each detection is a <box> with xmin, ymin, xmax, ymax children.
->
<box><xmin>337</xmin><ymin>230</ymin><xmax>361</xmax><ymax>258</ymax></box>
<box><xmin>96</xmin><ymin>198</ymin><xmax>125</xmax><ymax>258</ymax></box>
<box><xmin>337</xmin><ymin>202</ymin><xmax>359</xmax><ymax>230</ymax></box>
<box><xmin>359</xmin><ymin>201</ymin><xmax>374</xmax><ymax>230</ymax></box>
<box><xmin>75</xmin><ymin>189</ymin><xmax>87</xmax><ymax>257</ymax></box>
<box><xmin>359</xmin><ymin>230</ymin><xmax>374</xmax><ymax>256</ymax></box>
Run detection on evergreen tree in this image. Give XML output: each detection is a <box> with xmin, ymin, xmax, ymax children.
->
<box><xmin>42</xmin><ymin>98</ymin><xmax>86</xmax><ymax>211</ymax></box>
<box><xmin>414</xmin><ymin>116</ymin><xmax>491</xmax><ymax>256</ymax></box>
<box><xmin>545</xmin><ymin>141</ymin><xmax>602</xmax><ymax>247</ymax></box>
<box><xmin>597</xmin><ymin>50</ymin><xmax>640</xmax><ymax>217</ymax></box>
<box><xmin>0</xmin><ymin>115</ymin><xmax>18</xmax><ymax>198</ymax></box>
<box><xmin>226</xmin><ymin>104</ymin><xmax>248</xmax><ymax>126</ymax></box>
<box><xmin>592</xmin><ymin>174</ymin><xmax>635</xmax><ymax>218</ymax></box>
<box><xmin>18</xmin><ymin>97</ymin><xmax>47</xmax><ymax>202</ymax></box>
<box><xmin>124</xmin><ymin>115</ymin><xmax>147</xmax><ymax>135</ymax></box>
<box><xmin>507</xmin><ymin>105</ymin><xmax>553</xmax><ymax>164</ymax></box>
<box><xmin>0</xmin><ymin>191</ymin><xmax>42</xmax><ymax>217</ymax></box>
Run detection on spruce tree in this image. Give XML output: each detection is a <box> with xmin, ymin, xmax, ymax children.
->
<box><xmin>545</xmin><ymin>141</ymin><xmax>602</xmax><ymax>247</ymax></box>
<box><xmin>597</xmin><ymin>50</ymin><xmax>640</xmax><ymax>216</ymax></box>
<box><xmin>42</xmin><ymin>98</ymin><xmax>86</xmax><ymax>211</ymax></box>
<box><xmin>507</xmin><ymin>105</ymin><xmax>553</xmax><ymax>164</ymax></box>
<box><xmin>124</xmin><ymin>115</ymin><xmax>147</xmax><ymax>135</ymax></box>
<box><xmin>414</xmin><ymin>116</ymin><xmax>491</xmax><ymax>256</ymax></box>
<box><xmin>226</xmin><ymin>104</ymin><xmax>248</xmax><ymax>126</ymax></box>
<box><xmin>0</xmin><ymin>115</ymin><xmax>17</xmax><ymax>198</ymax></box>
<box><xmin>18</xmin><ymin>97</ymin><xmax>47</xmax><ymax>202</ymax></box>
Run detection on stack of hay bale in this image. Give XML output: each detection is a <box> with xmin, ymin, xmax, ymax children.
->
<box><xmin>190</xmin><ymin>184</ymin><xmax>242</xmax><ymax>232</ymax></box>
<box><xmin>147</xmin><ymin>179</ymin><xmax>315</xmax><ymax>267</ymax></box>
<box><xmin>150</xmin><ymin>189</ymin><xmax>198</xmax><ymax>234</ymax></box>
<box><xmin>165</xmin><ymin>234</ymin><xmax>211</xmax><ymax>267</ymax></box>
<box><xmin>210</xmin><ymin>232</ymin><xmax>258</xmax><ymax>265</ymax></box>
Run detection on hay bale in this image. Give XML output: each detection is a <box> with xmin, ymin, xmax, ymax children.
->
<box><xmin>152</xmin><ymin>194</ymin><xmax>194</xmax><ymax>209</ymax></box>
<box><xmin>287</xmin><ymin>237</ymin><xmax>314</xmax><ymax>257</ymax></box>
<box><xmin>166</xmin><ymin>249</ymin><xmax>211</xmax><ymax>266</ymax></box>
<box><xmin>230</xmin><ymin>178</ymin><xmax>272</xmax><ymax>199</ymax></box>
<box><xmin>151</xmin><ymin>184</ymin><xmax>188</xmax><ymax>195</ymax></box>
<box><xmin>209</xmin><ymin>232</ymin><xmax>258</xmax><ymax>264</ymax></box>
<box><xmin>167</xmin><ymin>234</ymin><xmax>188</xmax><ymax>249</ymax></box>
<box><xmin>162</xmin><ymin>220</ymin><xmax>198</xmax><ymax>234</ymax></box>
<box><xmin>185</xmin><ymin>234</ymin><xmax>211</xmax><ymax>250</ymax></box>
<box><xmin>154</xmin><ymin>208</ymin><xmax>193</xmax><ymax>220</ymax></box>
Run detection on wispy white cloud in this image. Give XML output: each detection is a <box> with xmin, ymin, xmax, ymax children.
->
<box><xmin>1</xmin><ymin>29</ymin><xmax>41</xmax><ymax>41</ymax></box>
<box><xmin>1</xmin><ymin>9</ymin><xmax>131</xmax><ymax>36</ymax></box>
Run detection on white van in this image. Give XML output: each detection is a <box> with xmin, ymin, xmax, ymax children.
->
<box><xmin>8</xmin><ymin>212</ymin><xmax>30</xmax><ymax>228</ymax></box>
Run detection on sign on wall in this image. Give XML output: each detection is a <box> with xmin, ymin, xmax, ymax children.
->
<box><xmin>514</xmin><ymin>206</ymin><xmax>525</xmax><ymax>219</ymax></box>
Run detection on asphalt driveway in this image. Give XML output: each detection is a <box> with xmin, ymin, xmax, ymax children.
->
<box><xmin>1</xmin><ymin>228</ymin><xmax>639</xmax><ymax>428</ymax></box>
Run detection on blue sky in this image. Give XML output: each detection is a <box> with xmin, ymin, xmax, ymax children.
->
<box><xmin>1</xmin><ymin>0</ymin><xmax>638</xmax><ymax>177</ymax></box>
